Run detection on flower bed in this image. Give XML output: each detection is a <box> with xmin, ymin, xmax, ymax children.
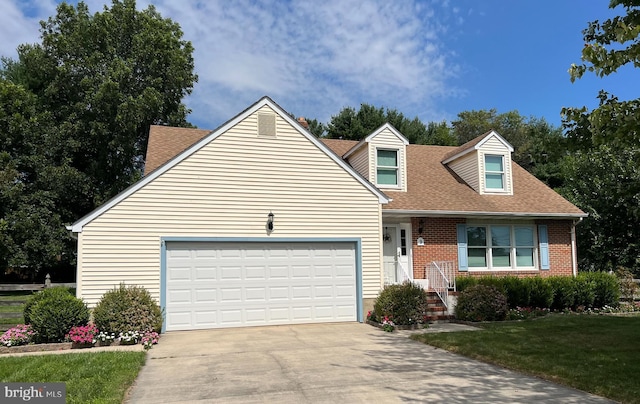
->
<box><xmin>0</xmin><ymin>324</ymin><xmax>159</xmax><ymax>355</ymax></box>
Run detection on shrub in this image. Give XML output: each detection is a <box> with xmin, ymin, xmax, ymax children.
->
<box><xmin>455</xmin><ymin>285</ymin><xmax>508</xmax><ymax>322</ymax></box>
<box><xmin>502</xmin><ymin>276</ymin><xmax>531</xmax><ymax>308</ymax></box>
<box><xmin>455</xmin><ymin>276</ymin><xmax>477</xmax><ymax>292</ymax></box>
<box><xmin>93</xmin><ymin>284</ymin><xmax>163</xmax><ymax>334</ymax></box>
<box><xmin>585</xmin><ymin>271</ymin><xmax>620</xmax><ymax>308</ymax></box>
<box><xmin>23</xmin><ymin>287</ymin><xmax>75</xmax><ymax>324</ymax></box>
<box><xmin>28</xmin><ymin>289</ymin><xmax>90</xmax><ymax>343</ymax></box>
<box><xmin>574</xmin><ymin>274</ymin><xmax>596</xmax><ymax>309</ymax></box>
<box><xmin>527</xmin><ymin>277</ymin><xmax>554</xmax><ymax>309</ymax></box>
<box><xmin>373</xmin><ymin>281</ymin><xmax>428</xmax><ymax>325</ymax></box>
<box><xmin>616</xmin><ymin>267</ymin><xmax>638</xmax><ymax>301</ymax></box>
<box><xmin>548</xmin><ymin>276</ymin><xmax>576</xmax><ymax>311</ymax></box>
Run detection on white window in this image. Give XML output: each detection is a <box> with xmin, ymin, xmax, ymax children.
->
<box><xmin>377</xmin><ymin>149</ymin><xmax>398</xmax><ymax>186</ymax></box>
<box><xmin>485</xmin><ymin>155</ymin><xmax>504</xmax><ymax>190</ymax></box>
<box><xmin>466</xmin><ymin>225</ymin><xmax>536</xmax><ymax>269</ymax></box>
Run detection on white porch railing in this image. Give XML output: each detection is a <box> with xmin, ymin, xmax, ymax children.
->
<box><xmin>383</xmin><ymin>258</ymin><xmax>411</xmax><ymax>286</ymax></box>
<box><xmin>427</xmin><ymin>261</ymin><xmax>456</xmax><ymax>308</ymax></box>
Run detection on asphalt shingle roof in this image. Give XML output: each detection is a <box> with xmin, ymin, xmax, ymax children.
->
<box><xmin>144</xmin><ymin>126</ymin><xmax>585</xmax><ymax>217</ymax></box>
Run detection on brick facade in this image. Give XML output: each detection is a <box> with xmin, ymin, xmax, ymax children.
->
<box><xmin>409</xmin><ymin>217</ymin><xmax>575</xmax><ymax>279</ymax></box>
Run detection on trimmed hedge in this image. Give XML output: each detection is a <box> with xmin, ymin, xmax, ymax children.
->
<box><xmin>455</xmin><ymin>272</ymin><xmax>619</xmax><ymax>311</ymax></box>
<box><xmin>372</xmin><ymin>281</ymin><xmax>428</xmax><ymax>325</ymax></box>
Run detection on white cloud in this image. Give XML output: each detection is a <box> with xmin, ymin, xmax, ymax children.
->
<box><xmin>3</xmin><ymin>0</ymin><xmax>462</xmax><ymax>128</ymax></box>
<box><xmin>0</xmin><ymin>0</ymin><xmax>57</xmax><ymax>59</ymax></box>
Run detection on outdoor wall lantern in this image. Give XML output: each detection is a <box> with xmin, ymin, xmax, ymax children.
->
<box><xmin>267</xmin><ymin>212</ymin><xmax>275</xmax><ymax>233</ymax></box>
<box><xmin>418</xmin><ymin>219</ymin><xmax>425</xmax><ymax>235</ymax></box>
<box><xmin>383</xmin><ymin>227</ymin><xmax>391</xmax><ymax>243</ymax></box>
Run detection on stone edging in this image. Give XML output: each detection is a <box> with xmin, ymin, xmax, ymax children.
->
<box><xmin>0</xmin><ymin>340</ymin><xmax>141</xmax><ymax>355</ymax></box>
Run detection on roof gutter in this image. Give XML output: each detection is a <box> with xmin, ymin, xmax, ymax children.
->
<box><xmin>382</xmin><ymin>209</ymin><xmax>588</xmax><ymax>219</ymax></box>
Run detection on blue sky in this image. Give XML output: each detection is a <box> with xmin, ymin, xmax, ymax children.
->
<box><xmin>1</xmin><ymin>0</ymin><xmax>638</xmax><ymax>131</ymax></box>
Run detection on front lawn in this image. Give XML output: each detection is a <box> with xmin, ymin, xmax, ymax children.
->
<box><xmin>411</xmin><ymin>314</ymin><xmax>640</xmax><ymax>403</ymax></box>
<box><xmin>0</xmin><ymin>351</ymin><xmax>147</xmax><ymax>403</ymax></box>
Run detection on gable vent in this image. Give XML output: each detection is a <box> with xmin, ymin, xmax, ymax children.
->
<box><xmin>258</xmin><ymin>113</ymin><xmax>276</xmax><ymax>137</ymax></box>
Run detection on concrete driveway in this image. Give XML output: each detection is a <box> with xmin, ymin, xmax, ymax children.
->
<box><xmin>126</xmin><ymin>323</ymin><xmax>613</xmax><ymax>403</ymax></box>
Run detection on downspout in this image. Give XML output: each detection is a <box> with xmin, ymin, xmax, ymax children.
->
<box><xmin>570</xmin><ymin>219</ymin><xmax>582</xmax><ymax>277</ymax></box>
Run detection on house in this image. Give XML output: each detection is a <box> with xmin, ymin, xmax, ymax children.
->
<box><xmin>67</xmin><ymin>96</ymin><xmax>586</xmax><ymax>332</ymax></box>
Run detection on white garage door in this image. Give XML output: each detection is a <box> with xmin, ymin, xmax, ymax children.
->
<box><xmin>165</xmin><ymin>242</ymin><xmax>357</xmax><ymax>331</ymax></box>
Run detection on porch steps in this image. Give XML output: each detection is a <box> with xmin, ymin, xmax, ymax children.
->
<box><xmin>424</xmin><ymin>292</ymin><xmax>455</xmax><ymax>323</ymax></box>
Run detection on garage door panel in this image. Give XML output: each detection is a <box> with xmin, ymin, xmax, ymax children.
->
<box><xmin>195</xmin><ymin>288</ymin><xmax>216</xmax><ymax>303</ymax></box>
<box><xmin>194</xmin><ymin>311</ymin><xmax>217</xmax><ymax>326</ymax></box>
<box><xmin>168</xmin><ymin>289</ymin><xmax>192</xmax><ymax>304</ymax></box>
<box><xmin>166</xmin><ymin>242</ymin><xmax>357</xmax><ymax>331</ymax></box>
<box><xmin>314</xmin><ymin>285</ymin><xmax>333</xmax><ymax>298</ymax></box>
<box><xmin>268</xmin><ymin>266</ymin><xmax>289</xmax><ymax>279</ymax></box>
<box><xmin>168</xmin><ymin>267</ymin><xmax>191</xmax><ymax>281</ymax></box>
<box><xmin>220</xmin><ymin>288</ymin><xmax>242</xmax><ymax>302</ymax></box>
<box><xmin>245</xmin><ymin>287</ymin><xmax>266</xmax><ymax>301</ymax></box>
<box><xmin>167</xmin><ymin>311</ymin><xmax>192</xmax><ymax>327</ymax></box>
<box><xmin>292</xmin><ymin>286</ymin><xmax>312</xmax><ymax>299</ymax></box>
<box><xmin>219</xmin><ymin>309</ymin><xmax>243</xmax><ymax>325</ymax></box>
<box><xmin>245</xmin><ymin>266</ymin><xmax>267</xmax><ymax>280</ymax></box>
<box><xmin>292</xmin><ymin>307</ymin><xmax>312</xmax><ymax>319</ymax></box>
<box><xmin>194</xmin><ymin>267</ymin><xmax>217</xmax><ymax>280</ymax></box>
<box><xmin>292</xmin><ymin>266</ymin><xmax>312</xmax><ymax>278</ymax></box>
<box><xmin>245</xmin><ymin>309</ymin><xmax>267</xmax><ymax>323</ymax></box>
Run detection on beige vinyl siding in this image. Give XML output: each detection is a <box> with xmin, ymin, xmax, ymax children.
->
<box><xmin>368</xmin><ymin>128</ymin><xmax>407</xmax><ymax>192</ymax></box>
<box><xmin>348</xmin><ymin>145</ymin><xmax>369</xmax><ymax>180</ymax></box>
<box><xmin>448</xmin><ymin>151</ymin><xmax>480</xmax><ymax>192</ymax></box>
<box><xmin>479</xmin><ymin>135</ymin><xmax>513</xmax><ymax>195</ymax></box>
<box><xmin>78</xmin><ymin>105</ymin><xmax>383</xmax><ymax>306</ymax></box>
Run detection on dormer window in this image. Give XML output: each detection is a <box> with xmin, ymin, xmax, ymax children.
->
<box><xmin>485</xmin><ymin>155</ymin><xmax>505</xmax><ymax>190</ymax></box>
<box><xmin>376</xmin><ymin>149</ymin><xmax>398</xmax><ymax>186</ymax></box>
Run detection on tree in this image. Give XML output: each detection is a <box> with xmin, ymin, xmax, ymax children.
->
<box><xmin>560</xmin><ymin>146</ymin><xmax>640</xmax><ymax>273</ymax></box>
<box><xmin>0</xmin><ymin>0</ymin><xmax>197</xmax><ymax>279</ymax></box>
<box><xmin>325</xmin><ymin>103</ymin><xmax>456</xmax><ymax>145</ymax></box>
<box><xmin>561</xmin><ymin>0</ymin><xmax>640</xmax><ymax>275</ymax></box>
<box><xmin>306</xmin><ymin>118</ymin><xmax>325</xmax><ymax>138</ymax></box>
<box><xmin>452</xmin><ymin>109</ymin><xmax>566</xmax><ymax>186</ymax></box>
<box><xmin>3</xmin><ymin>0</ymin><xmax>197</xmax><ymax>205</ymax></box>
<box><xmin>564</xmin><ymin>0</ymin><xmax>640</xmax><ymax>148</ymax></box>
<box><xmin>0</xmin><ymin>80</ymin><xmax>79</xmax><ymax>280</ymax></box>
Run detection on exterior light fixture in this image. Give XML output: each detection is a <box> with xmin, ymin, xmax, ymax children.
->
<box><xmin>418</xmin><ymin>219</ymin><xmax>425</xmax><ymax>235</ymax></box>
<box><xmin>267</xmin><ymin>212</ymin><xmax>274</xmax><ymax>233</ymax></box>
<box><xmin>383</xmin><ymin>227</ymin><xmax>391</xmax><ymax>243</ymax></box>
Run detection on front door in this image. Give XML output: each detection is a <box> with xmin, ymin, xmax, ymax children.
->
<box><xmin>382</xmin><ymin>224</ymin><xmax>411</xmax><ymax>285</ymax></box>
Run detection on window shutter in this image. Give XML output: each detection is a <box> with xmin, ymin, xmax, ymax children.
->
<box><xmin>457</xmin><ymin>224</ymin><xmax>468</xmax><ymax>272</ymax></box>
<box><xmin>538</xmin><ymin>225</ymin><xmax>550</xmax><ymax>270</ymax></box>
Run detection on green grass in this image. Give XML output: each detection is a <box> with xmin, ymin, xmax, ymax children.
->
<box><xmin>0</xmin><ymin>351</ymin><xmax>147</xmax><ymax>403</ymax></box>
<box><xmin>0</xmin><ymin>305</ymin><xmax>23</xmax><ymax>313</ymax></box>
<box><xmin>0</xmin><ymin>292</ymin><xmax>28</xmax><ymax>327</ymax></box>
<box><xmin>412</xmin><ymin>314</ymin><xmax>640</xmax><ymax>404</ymax></box>
<box><xmin>0</xmin><ymin>293</ymin><xmax>33</xmax><ymax>301</ymax></box>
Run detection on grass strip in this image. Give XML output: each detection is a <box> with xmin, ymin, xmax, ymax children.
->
<box><xmin>0</xmin><ymin>351</ymin><xmax>147</xmax><ymax>403</ymax></box>
<box><xmin>411</xmin><ymin>314</ymin><xmax>640</xmax><ymax>404</ymax></box>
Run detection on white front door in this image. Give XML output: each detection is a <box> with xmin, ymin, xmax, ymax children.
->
<box><xmin>382</xmin><ymin>224</ymin><xmax>411</xmax><ymax>284</ymax></box>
